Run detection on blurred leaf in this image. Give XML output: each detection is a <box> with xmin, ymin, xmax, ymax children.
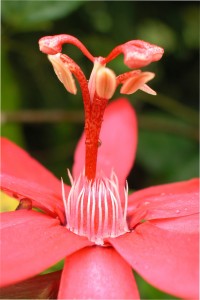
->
<box><xmin>137</xmin><ymin>130</ymin><xmax>198</xmax><ymax>183</ymax></box>
<box><xmin>138</xmin><ymin>112</ymin><xmax>198</xmax><ymax>141</ymax></box>
<box><xmin>172</xmin><ymin>154</ymin><xmax>199</xmax><ymax>181</ymax></box>
<box><xmin>137</xmin><ymin>19</ymin><xmax>177</xmax><ymax>51</ymax></box>
<box><xmin>42</xmin><ymin>259</ymin><xmax>64</xmax><ymax>274</ymax></box>
<box><xmin>2</xmin><ymin>0</ymin><xmax>84</xmax><ymax>31</ymax></box>
<box><xmin>134</xmin><ymin>272</ymin><xmax>178</xmax><ymax>299</ymax></box>
<box><xmin>1</xmin><ymin>46</ymin><xmax>24</xmax><ymax>146</ymax></box>
<box><xmin>138</xmin><ymin>93</ymin><xmax>198</xmax><ymax>127</ymax></box>
<box><xmin>0</xmin><ymin>192</ymin><xmax>18</xmax><ymax>212</ymax></box>
<box><xmin>84</xmin><ymin>2</ymin><xmax>112</xmax><ymax>33</ymax></box>
<box><xmin>182</xmin><ymin>5</ymin><xmax>199</xmax><ymax>49</ymax></box>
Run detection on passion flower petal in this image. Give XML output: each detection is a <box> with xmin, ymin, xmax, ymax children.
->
<box><xmin>0</xmin><ymin>173</ymin><xmax>64</xmax><ymax>217</ymax></box>
<box><xmin>127</xmin><ymin>178</ymin><xmax>199</xmax><ymax>225</ymax></box>
<box><xmin>0</xmin><ymin>137</ymin><xmax>64</xmax><ymax>196</ymax></box>
<box><xmin>109</xmin><ymin>222</ymin><xmax>199</xmax><ymax>299</ymax></box>
<box><xmin>1</xmin><ymin>210</ymin><xmax>92</xmax><ymax>287</ymax></box>
<box><xmin>58</xmin><ymin>246</ymin><xmax>140</xmax><ymax>299</ymax></box>
<box><xmin>151</xmin><ymin>213</ymin><xmax>199</xmax><ymax>234</ymax></box>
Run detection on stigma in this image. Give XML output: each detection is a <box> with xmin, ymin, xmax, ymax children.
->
<box><xmin>62</xmin><ymin>171</ymin><xmax>129</xmax><ymax>245</ymax></box>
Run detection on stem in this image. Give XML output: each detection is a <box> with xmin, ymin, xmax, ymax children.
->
<box><xmin>138</xmin><ymin>114</ymin><xmax>199</xmax><ymax>141</ymax></box>
<box><xmin>2</xmin><ymin>110</ymin><xmax>198</xmax><ymax>141</ymax></box>
<box><xmin>59</xmin><ymin>55</ymin><xmax>109</xmax><ymax>180</ymax></box>
<box><xmin>1</xmin><ymin>110</ymin><xmax>84</xmax><ymax>123</ymax></box>
<box><xmin>139</xmin><ymin>93</ymin><xmax>198</xmax><ymax>126</ymax></box>
<box><xmin>85</xmin><ymin>94</ymin><xmax>109</xmax><ymax>180</ymax></box>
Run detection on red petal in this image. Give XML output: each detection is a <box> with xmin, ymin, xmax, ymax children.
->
<box><xmin>0</xmin><ymin>138</ymin><xmax>63</xmax><ymax>195</ymax></box>
<box><xmin>58</xmin><ymin>246</ymin><xmax>140</xmax><ymax>299</ymax></box>
<box><xmin>0</xmin><ymin>271</ymin><xmax>61</xmax><ymax>299</ymax></box>
<box><xmin>128</xmin><ymin>178</ymin><xmax>199</xmax><ymax>226</ymax></box>
<box><xmin>73</xmin><ymin>98</ymin><xmax>137</xmax><ymax>184</ymax></box>
<box><xmin>1</xmin><ymin>174</ymin><xmax>65</xmax><ymax>217</ymax></box>
<box><xmin>0</xmin><ymin>138</ymin><xmax>71</xmax><ymax>216</ymax></box>
<box><xmin>109</xmin><ymin>222</ymin><xmax>199</xmax><ymax>299</ymax></box>
<box><xmin>1</xmin><ymin>210</ymin><xmax>92</xmax><ymax>287</ymax></box>
<box><xmin>151</xmin><ymin>213</ymin><xmax>199</xmax><ymax>234</ymax></box>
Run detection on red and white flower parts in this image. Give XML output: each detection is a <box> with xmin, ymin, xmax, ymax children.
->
<box><xmin>0</xmin><ymin>35</ymin><xmax>198</xmax><ymax>299</ymax></box>
<box><xmin>39</xmin><ymin>34</ymin><xmax>164</xmax><ymax>245</ymax></box>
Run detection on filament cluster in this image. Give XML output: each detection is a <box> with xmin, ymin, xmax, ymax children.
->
<box><xmin>62</xmin><ymin>171</ymin><xmax>129</xmax><ymax>245</ymax></box>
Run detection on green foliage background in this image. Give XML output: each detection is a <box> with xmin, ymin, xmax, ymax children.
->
<box><xmin>1</xmin><ymin>1</ymin><xmax>199</xmax><ymax>299</ymax></box>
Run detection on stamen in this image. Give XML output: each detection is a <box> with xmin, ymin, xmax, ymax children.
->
<box><xmin>120</xmin><ymin>72</ymin><xmax>155</xmax><ymax>95</ymax></box>
<box><xmin>88</xmin><ymin>60</ymin><xmax>104</xmax><ymax>102</ymax></box>
<box><xmin>61</xmin><ymin>178</ymin><xmax>68</xmax><ymax>216</ymax></box>
<box><xmin>103</xmin><ymin>185</ymin><xmax>109</xmax><ymax>235</ymax></box>
<box><xmin>139</xmin><ymin>84</ymin><xmax>157</xmax><ymax>95</ymax></box>
<box><xmin>97</xmin><ymin>182</ymin><xmax>103</xmax><ymax>236</ymax></box>
<box><xmin>62</xmin><ymin>171</ymin><xmax>129</xmax><ymax>245</ymax></box>
<box><xmin>124</xmin><ymin>181</ymin><xmax>129</xmax><ymax>225</ymax></box>
<box><xmin>87</xmin><ymin>184</ymin><xmax>91</xmax><ymax>237</ymax></box>
<box><xmin>91</xmin><ymin>184</ymin><xmax>96</xmax><ymax>241</ymax></box>
<box><xmin>95</xmin><ymin>67</ymin><xmax>116</xmax><ymax>99</ymax></box>
<box><xmin>48</xmin><ymin>54</ymin><xmax>77</xmax><ymax>95</ymax></box>
<box><xmin>67</xmin><ymin>168</ymin><xmax>74</xmax><ymax>185</ymax></box>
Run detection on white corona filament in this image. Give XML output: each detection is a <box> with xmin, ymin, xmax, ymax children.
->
<box><xmin>61</xmin><ymin>171</ymin><xmax>129</xmax><ymax>245</ymax></box>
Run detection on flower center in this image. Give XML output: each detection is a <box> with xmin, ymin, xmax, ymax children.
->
<box><xmin>39</xmin><ymin>34</ymin><xmax>163</xmax><ymax>180</ymax></box>
<box><xmin>62</xmin><ymin>171</ymin><xmax>129</xmax><ymax>245</ymax></box>
<box><xmin>39</xmin><ymin>34</ymin><xmax>164</xmax><ymax>244</ymax></box>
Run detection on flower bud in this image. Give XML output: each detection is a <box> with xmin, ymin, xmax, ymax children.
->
<box><xmin>96</xmin><ymin>67</ymin><xmax>116</xmax><ymax>99</ymax></box>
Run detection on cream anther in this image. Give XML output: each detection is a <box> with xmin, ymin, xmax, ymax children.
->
<box><xmin>96</xmin><ymin>67</ymin><xmax>116</xmax><ymax>99</ymax></box>
<box><xmin>48</xmin><ymin>54</ymin><xmax>77</xmax><ymax>95</ymax></box>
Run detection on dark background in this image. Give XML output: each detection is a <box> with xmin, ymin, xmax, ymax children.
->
<box><xmin>1</xmin><ymin>1</ymin><xmax>199</xmax><ymax>298</ymax></box>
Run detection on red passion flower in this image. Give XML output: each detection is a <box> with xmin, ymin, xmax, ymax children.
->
<box><xmin>0</xmin><ymin>35</ymin><xmax>199</xmax><ymax>299</ymax></box>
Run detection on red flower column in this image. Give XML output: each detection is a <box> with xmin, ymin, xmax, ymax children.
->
<box><xmin>1</xmin><ymin>34</ymin><xmax>198</xmax><ymax>300</ymax></box>
<box><xmin>39</xmin><ymin>34</ymin><xmax>164</xmax><ymax>247</ymax></box>
<box><xmin>39</xmin><ymin>35</ymin><xmax>164</xmax><ymax>299</ymax></box>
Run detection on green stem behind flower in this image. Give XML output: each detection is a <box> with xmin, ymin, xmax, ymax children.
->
<box><xmin>138</xmin><ymin>93</ymin><xmax>198</xmax><ymax>126</ymax></box>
